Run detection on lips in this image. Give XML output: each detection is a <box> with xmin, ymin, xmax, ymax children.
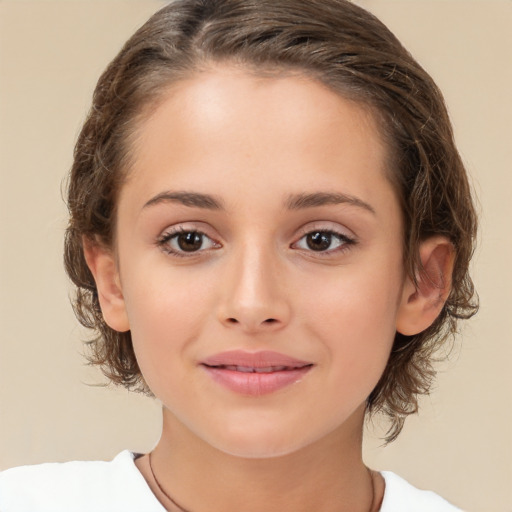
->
<box><xmin>201</xmin><ymin>350</ymin><xmax>313</xmax><ymax>396</ymax></box>
<box><xmin>216</xmin><ymin>365</ymin><xmax>292</xmax><ymax>373</ymax></box>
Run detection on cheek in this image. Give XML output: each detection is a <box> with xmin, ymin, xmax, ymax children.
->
<box><xmin>124</xmin><ymin>262</ymin><xmax>212</xmax><ymax>329</ymax></box>
<box><xmin>122</xmin><ymin>269</ymin><xmax>213</xmax><ymax>387</ymax></box>
<box><xmin>300</xmin><ymin>261</ymin><xmax>403</xmax><ymax>377</ymax></box>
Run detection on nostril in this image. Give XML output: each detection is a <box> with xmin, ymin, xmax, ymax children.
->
<box><xmin>223</xmin><ymin>317</ymin><xmax>281</xmax><ymax>329</ymax></box>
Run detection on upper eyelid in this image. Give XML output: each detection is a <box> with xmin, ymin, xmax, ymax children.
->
<box><xmin>294</xmin><ymin>222</ymin><xmax>356</xmax><ymax>240</ymax></box>
<box><xmin>158</xmin><ymin>222</ymin><xmax>217</xmax><ymax>238</ymax></box>
<box><xmin>156</xmin><ymin>221</ymin><xmax>357</xmax><ymax>245</ymax></box>
<box><xmin>157</xmin><ymin>224</ymin><xmax>206</xmax><ymax>241</ymax></box>
<box><xmin>292</xmin><ymin>230</ymin><xmax>355</xmax><ymax>247</ymax></box>
<box><xmin>158</xmin><ymin>228</ymin><xmax>218</xmax><ymax>244</ymax></box>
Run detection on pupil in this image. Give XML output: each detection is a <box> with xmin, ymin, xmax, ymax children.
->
<box><xmin>307</xmin><ymin>232</ymin><xmax>331</xmax><ymax>251</ymax></box>
<box><xmin>177</xmin><ymin>232</ymin><xmax>202</xmax><ymax>251</ymax></box>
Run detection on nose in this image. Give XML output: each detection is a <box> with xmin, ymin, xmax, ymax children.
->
<box><xmin>216</xmin><ymin>244</ymin><xmax>291</xmax><ymax>333</ymax></box>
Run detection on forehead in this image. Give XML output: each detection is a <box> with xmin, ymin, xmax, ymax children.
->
<box><xmin>134</xmin><ymin>66</ymin><xmax>386</xmax><ymax>152</ymax></box>
<box><xmin>123</xmin><ymin>65</ymin><xmax>395</xmax><ymax>213</ymax></box>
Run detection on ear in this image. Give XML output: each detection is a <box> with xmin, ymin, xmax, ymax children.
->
<box><xmin>396</xmin><ymin>236</ymin><xmax>455</xmax><ymax>336</ymax></box>
<box><xmin>83</xmin><ymin>237</ymin><xmax>130</xmax><ymax>333</ymax></box>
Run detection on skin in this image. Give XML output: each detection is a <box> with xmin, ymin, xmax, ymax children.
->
<box><xmin>85</xmin><ymin>65</ymin><xmax>453</xmax><ymax>512</ymax></box>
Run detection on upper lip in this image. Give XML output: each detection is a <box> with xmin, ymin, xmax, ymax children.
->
<box><xmin>201</xmin><ymin>350</ymin><xmax>312</xmax><ymax>370</ymax></box>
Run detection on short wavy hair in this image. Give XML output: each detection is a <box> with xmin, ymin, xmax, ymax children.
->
<box><xmin>64</xmin><ymin>0</ymin><xmax>478</xmax><ymax>442</ymax></box>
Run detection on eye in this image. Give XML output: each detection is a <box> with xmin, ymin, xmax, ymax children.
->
<box><xmin>157</xmin><ymin>229</ymin><xmax>219</xmax><ymax>256</ymax></box>
<box><xmin>293</xmin><ymin>230</ymin><xmax>355</xmax><ymax>253</ymax></box>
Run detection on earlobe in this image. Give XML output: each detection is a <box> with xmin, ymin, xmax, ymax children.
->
<box><xmin>396</xmin><ymin>236</ymin><xmax>455</xmax><ymax>336</ymax></box>
<box><xmin>83</xmin><ymin>237</ymin><xmax>130</xmax><ymax>333</ymax></box>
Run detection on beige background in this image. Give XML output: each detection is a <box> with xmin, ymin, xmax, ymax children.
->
<box><xmin>0</xmin><ymin>1</ymin><xmax>510</xmax><ymax>510</ymax></box>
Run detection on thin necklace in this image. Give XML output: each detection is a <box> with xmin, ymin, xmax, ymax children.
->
<box><xmin>149</xmin><ymin>451</ymin><xmax>191</xmax><ymax>512</ymax></box>
<box><xmin>148</xmin><ymin>451</ymin><xmax>377</xmax><ymax>512</ymax></box>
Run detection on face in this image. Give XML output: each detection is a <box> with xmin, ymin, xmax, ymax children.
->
<box><xmin>109</xmin><ymin>66</ymin><xmax>408</xmax><ymax>458</ymax></box>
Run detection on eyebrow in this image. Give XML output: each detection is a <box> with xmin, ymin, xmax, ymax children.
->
<box><xmin>143</xmin><ymin>191</ymin><xmax>224</xmax><ymax>210</ymax></box>
<box><xmin>285</xmin><ymin>192</ymin><xmax>376</xmax><ymax>214</ymax></box>
<box><xmin>142</xmin><ymin>190</ymin><xmax>375</xmax><ymax>215</ymax></box>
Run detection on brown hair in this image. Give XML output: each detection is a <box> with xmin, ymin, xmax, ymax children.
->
<box><xmin>64</xmin><ymin>0</ymin><xmax>478</xmax><ymax>442</ymax></box>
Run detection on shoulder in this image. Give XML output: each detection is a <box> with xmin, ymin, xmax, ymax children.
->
<box><xmin>380</xmin><ymin>471</ymin><xmax>463</xmax><ymax>512</ymax></box>
<box><xmin>0</xmin><ymin>451</ymin><xmax>164</xmax><ymax>512</ymax></box>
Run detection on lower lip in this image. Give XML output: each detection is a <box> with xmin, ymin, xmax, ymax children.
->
<box><xmin>202</xmin><ymin>366</ymin><xmax>312</xmax><ymax>396</ymax></box>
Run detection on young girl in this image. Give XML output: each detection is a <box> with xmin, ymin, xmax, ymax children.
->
<box><xmin>0</xmin><ymin>0</ymin><xmax>477</xmax><ymax>510</ymax></box>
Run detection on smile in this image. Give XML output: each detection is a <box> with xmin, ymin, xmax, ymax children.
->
<box><xmin>201</xmin><ymin>351</ymin><xmax>313</xmax><ymax>396</ymax></box>
<box><xmin>212</xmin><ymin>365</ymin><xmax>299</xmax><ymax>373</ymax></box>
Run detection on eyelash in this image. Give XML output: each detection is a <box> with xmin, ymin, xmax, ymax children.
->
<box><xmin>156</xmin><ymin>227</ymin><xmax>357</xmax><ymax>258</ymax></box>
<box><xmin>291</xmin><ymin>229</ymin><xmax>356</xmax><ymax>256</ymax></box>
<box><xmin>156</xmin><ymin>227</ymin><xmax>220</xmax><ymax>258</ymax></box>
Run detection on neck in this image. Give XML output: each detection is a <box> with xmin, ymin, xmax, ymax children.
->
<box><xmin>139</xmin><ymin>405</ymin><xmax>382</xmax><ymax>512</ymax></box>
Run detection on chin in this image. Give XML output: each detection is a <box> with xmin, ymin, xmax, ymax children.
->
<box><xmin>200</xmin><ymin>420</ymin><xmax>323</xmax><ymax>460</ymax></box>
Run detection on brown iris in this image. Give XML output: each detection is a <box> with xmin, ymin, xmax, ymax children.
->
<box><xmin>306</xmin><ymin>232</ymin><xmax>333</xmax><ymax>251</ymax></box>
<box><xmin>176</xmin><ymin>232</ymin><xmax>203</xmax><ymax>252</ymax></box>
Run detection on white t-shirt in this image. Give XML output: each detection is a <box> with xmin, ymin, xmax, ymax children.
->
<box><xmin>0</xmin><ymin>451</ymin><xmax>462</xmax><ymax>511</ymax></box>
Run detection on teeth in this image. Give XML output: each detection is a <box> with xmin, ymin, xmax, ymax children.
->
<box><xmin>254</xmin><ymin>366</ymin><xmax>287</xmax><ymax>373</ymax></box>
<box><xmin>219</xmin><ymin>365</ymin><xmax>291</xmax><ymax>373</ymax></box>
<box><xmin>236</xmin><ymin>366</ymin><xmax>254</xmax><ymax>373</ymax></box>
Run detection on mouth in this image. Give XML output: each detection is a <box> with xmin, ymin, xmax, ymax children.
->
<box><xmin>200</xmin><ymin>351</ymin><xmax>314</xmax><ymax>396</ymax></box>
<box><xmin>206</xmin><ymin>364</ymin><xmax>307</xmax><ymax>373</ymax></box>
